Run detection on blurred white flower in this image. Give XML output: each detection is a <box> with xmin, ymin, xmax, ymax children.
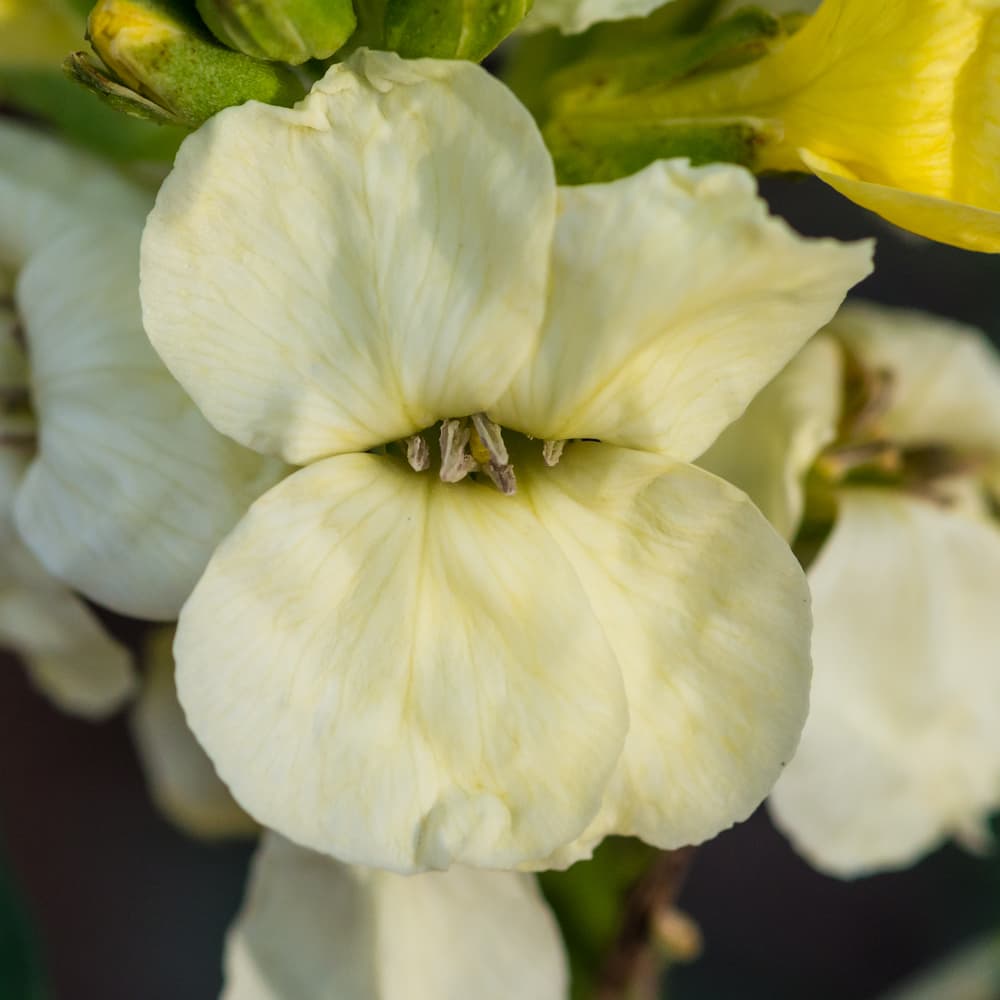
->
<box><xmin>701</xmin><ymin>302</ymin><xmax>1000</xmax><ymax>875</ymax></box>
<box><xmin>141</xmin><ymin>50</ymin><xmax>870</xmax><ymax>873</ymax></box>
<box><xmin>222</xmin><ymin>833</ymin><xmax>568</xmax><ymax>1000</ymax></box>
<box><xmin>521</xmin><ymin>0</ymin><xmax>675</xmax><ymax>34</ymax></box>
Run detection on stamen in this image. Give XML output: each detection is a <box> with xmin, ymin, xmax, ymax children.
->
<box><xmin>439</xmin><ymin>418</ymin><xmax>477</xmax><ymax>483</ymax></box>
<box><xmin>542</xmin><ymin>439</ymin><xmax>566</xmax><ymax>467</ymax></box>
<box><xmin>470</xmin><ymin>412</ymin><xmax>517</xmax><ymax>494</ymax></box>
<box><xmin>405</xmin><ymin>433</ymin><xmax>430</xmax><ymax>472</ymax></box>
<box><xmin>470</xmin><ymin>413</ymin><xmax>509</xmax><ymax>465</ymax></box>
<box><xmin>484</xmin><ymin>462</ymin><xmax>517</xmax><ymax>497</ymax></box>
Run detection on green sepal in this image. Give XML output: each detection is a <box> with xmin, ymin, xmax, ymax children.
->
<box><xmin>84</xmin><ymin>0</ymin><xmax>305</xmax><ymax>128</ymax></box>
<box><xmin>377</xmin><ymin>0</ymin><xmax>532</xmax><ymax>61</ymax></box>
<box><xmin>195</xmin><ymin>0</ymin><xmax>357</xmax><ymax>65</ymax></box>
<box><xmin>546</xmin><ymin>115</ymin><xmax>761</xmax><ymax>184</ymax></box>
<box><xmin>64</xmin><ymin>50</ymin><xmax>184</xmax><ymax>123</ymax></box>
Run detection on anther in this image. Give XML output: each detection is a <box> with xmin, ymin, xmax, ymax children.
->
<box><xmin>405</xmin><ymin>433</ymin><xmax>430</xmax><ymax>472</ymax></box>
<box><xmin>542</xmin><ymin>439</ymin><xmax>565</xmax><ymax>467</ymax></box>
<box><xmin>439</xmin><ymin>418</ymin><xmax>477</xmax><ymax>483</ymax></box>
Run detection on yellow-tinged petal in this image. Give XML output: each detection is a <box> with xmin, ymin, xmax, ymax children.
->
<box><xmin>0</xmin><ymin>119</ymin><xmax>149</xmax><ymax>266</ymax></box>
<box><xmin>141</xmin><ymin>50</ymin><xmax>556</xmax><ymax>465</ymax></box>
<box><xmin>130</xmin><ymin>627</ymin><xmax>255</xmax><ymax>840</ymax></box>
<box><xmin>771</xmin><ymin>490</ymin><xmax>1000</xmax><ymax>876</ymax></box>
<box><xmin>0</xmin><ymin>0</ymin><xmax>84</xmax><ymax>69</ymax></box>
<box><xmin>1</xmin><ymin>453</ymin><xmax>135</xmax><ymax>719</ymax></box>
<box><xmin>175</xmin><ymin>453</ymin><xmax>628</xmax><ymax>872</ymax></box>
<box><xmin>13</xmin><ymin>224</ymin><xmax>286</xmax><ymax>621</ymax></box>
<box><xmin>519</xmin><ymin>443</ymin><xmax>811</xmax><ymax>864</ymax></box>
<box><xmin>827</xmin><ymin>302</ymin><xmax>1000</xmax><ymax>456</ymax></box>
<box><xmin>801</xmin><ymin>150</ymin><xmax>1000</xmax><ymax>254</ymax></box>
<box><xmin>521</xmin><ymin>0</ymin><xmax>674</xmax><ymax>34</ymax></box>
<box><xmin>491</xmin><ymin>161</ymin><xmax>870</xmax><ymax>460</ymax></box>
<box><xmin>699</xmin><ymin>335</ymin><xmax>843</xmax><ymax>540</ymax></box>
<box><xmin>223</xmin><ymin>834</ymin><xmax>568</xmax><ymax>1000</ymax></box>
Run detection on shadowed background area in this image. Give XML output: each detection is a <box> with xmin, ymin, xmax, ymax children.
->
<box><xmin>1</xmin><ymin>175</ymin><xmax>999</xmax><ymax>1000</ymax></box>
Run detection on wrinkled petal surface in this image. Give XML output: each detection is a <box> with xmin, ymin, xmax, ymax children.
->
<box><xmin>131</xmin><ymin>627</ymin><xmax>255</xmax><ymax>839</ymax></box>
<box><xmin>14</xmin><ymin>224</ymin><xmax>285</xmax><ymax>621</ymax></box>
<box><xmin>519</xmin><ymin>444</ymin><xmax>811</xmax><ymax>864</ymax></box>
<box><xmin>771</xmin><ymin>490</ymin><xmax>1000</xmax><ymax>876</ymax></box>
<box><xmin>827</xmin><ymin>301</ymin><xmax>1000</xmax><ymax>455</ymax></box>
<box><xmin>223</xmin><ymin>834</ymin><xmax>568</xmax><ymax>1000</ymax></box>
<box><xmin>699</xmin><ymin>335</ymin><xmax>843</xmax><ymax>540</ymax></box>
<box><xmin>141</xmin><ymin>50</ymin><xmax>556</xmax><ymax>465</ymax></box>
<box><xmin>491</xmin><ymin>161</ymin><xmax>870</xmax><ymax>460</ymax></box>
<box><xmin>176</xmin><ymin>453</ymin><xmax>628</xmax><ymax>872</ymax></box>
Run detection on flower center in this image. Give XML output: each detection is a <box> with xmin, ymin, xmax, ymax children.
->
<box><xmin>395</xmin><ymin>414</ymin><xmax>567</xmax><ymax>496</ymax></box>
<box><xmin>0</xmin><ymin>282</ymin><xmax>35</xmax><ymax>456</ymax></box>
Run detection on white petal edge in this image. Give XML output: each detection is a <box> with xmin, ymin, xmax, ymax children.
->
<box><xmin>223</xmin><ymin>833</ymin><xmax>568</xmax><ymax>1000</ymax></box>
<box><xmin>698</xmin><ymin>334</ymin><xmax>843</xmax><ymax>541</ymax></box>
<box><xmin>14</xmin><ymin>224</ymin><xmax>286</xmax><ymax>620</ymax></box>
<box><xmin>771</xmin><ymin>489</ymin><xmax>1000</xmax><ymax>876</ymax></box>
<box><xmin>518</xmin><ymin>444</ymin><xmax>812</xmax><ymax>866</ymax></box>
<box><xmin>130</xmin><ymin>627</ymin><xmax>256</xmax><ymax>839</ymax></box>
<box><xmin>176</xmin><ymin>453</ymin><xmax>628</xmax><ymax>872</ymax></box>
<box><xmin>521</xmin><ymin>0</ymin><xmax>674</xmax><ymax>34</ymax></box>
<box><xmin>492</xmin><ymin>160</ymin><xmax>871</xmax><ymax>461</ymax></box>
<box><xmin>141</xmin><ymin>49</ymin><xmax>556</xmax><ymax>465</ymax></box>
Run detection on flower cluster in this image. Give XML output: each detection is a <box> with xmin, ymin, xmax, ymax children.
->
<box><xmin>3</xmin><ymin>0</ymin><xmax>1000</xmax><ymax>996</ymax></box>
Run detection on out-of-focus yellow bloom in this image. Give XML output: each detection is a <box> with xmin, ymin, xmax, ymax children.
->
<box><xmin>659</xmin><ymin>0</ymin><xmax>1000</xmax><ymax>251</ymax></box>
<box><xmin>0</xmin><ymin>0</ymin><xmax>83</xmax><ymax>68</ymax></box>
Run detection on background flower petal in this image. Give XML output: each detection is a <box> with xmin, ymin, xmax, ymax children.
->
<box><xmin>491</xmin><ymin>160</ymin><xmax>870</xmax><ymax>460</ymax></box>
<box><xmin>176</xmin><ymin>453</ymin><xmax>628</xmax><ymax>872</ymax></box>
<box><xmin>223</xmin><ymin>833</ymin><xmax>568</xmax><ymax>1000</ymax></box>
<box><xmin>13</xmin><ymin>224</ymin><xmax>286</xmax><ymax>621</ymax></box>
<box><xmin>699</xmin><ymin>334</ymin><xmax>843</xmax><ymax>540</ymax></box>
<box><xmin>520</xmin><ymin>444</ymin><xmax>811</xmax><ymax>864</ymax></box>
<box><xmin>521</xmin><ymin>0</ymin><xmax>674</xmax><ymax>34</ymax></box>
<box><xmin>141</xmin><ymin>51</ymin><xmax>556</xmax><ymax>465</ymax></box>
<box><xmin>770</xmin><ymin>490</ymin><xmax>1000</xmax><ymax>876</ymax></box>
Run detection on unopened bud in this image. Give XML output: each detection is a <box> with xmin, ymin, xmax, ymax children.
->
<box><xmin>84</xmin><ymin>0</ymin><xmax>304</xmax><ymax>127</ymax></box>
<box><xmin>382</xmin><ymin>0</ymin><xmax>531</xmax><ymax>61</ymax></box>
<box><xmin>195</xmin><ymin>0</ymin><xmax>357</xmax><ymax>65</ymax></box>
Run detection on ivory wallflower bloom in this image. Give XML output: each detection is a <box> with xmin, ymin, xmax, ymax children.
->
<box><xmin>522</xmin><ymin>0</ymin><xmax>674</xmax><ymax>34</ymax></box>
<box><xmin>702</xmin><ymin>303</ymin><xmax>1000</xmax><ymax>875</ymax></box>
<box><xmin>223</xmin><ymin>833</ymin><xmax>568</xmax><ymax>1000</ymax></box>
<box><xmin>0</xmin><ymin>120</ymin><xmax>284</xmax><ymax>623</ymax></box>
<box><xmin>141</xmin><ymin>50</ymin><xmax>871</xmax><ymax>872</ymax></box>
<box><xmin>658</xmin><ymin>0</ymin><xmax>1000</xmax><ymax>251</ymax></box>
<box><xmin>131</xmin><ymin>627</ymin><xmax>255</xmax><ymax>839</ymax></box>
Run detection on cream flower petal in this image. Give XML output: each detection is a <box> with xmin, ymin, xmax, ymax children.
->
<box><xmin>827</xmin><ymin>301</ymin><xmax>1000</xmax><ymax>456</ymax></box>
<box><xmin>521</xmin><ymin>0</ymin><xmax>674</xmax><ymax>34</ymax></box>
<box><xmin>1</xmin><ymin>453</ymin><xmax>135</xmax><ymax>719</ymax></box>
<box><xmin>698</xmin><ymin>335</ymin><xmax>843</xmax><ymax>541</ymax></box>
<box><xmin>0</xmin><ymin>119</ymin><xmax>149</xmax><ymax>265</ymax></box>
<box><xmin>175</xmin><ymin>453</ymin><xmax>628</xmax><ymax>872</ymax></box>
<box><xmin>770</xmin><ymin>490</ymin><xmax>1000</xmax><ymax>876</ymax></box>
<box><xmin>491</xmin><ymin>160</ymin><xmax>871</xmax><ymax>461</ymax></box>
<box><xmin>800</xmin><ymin>149</ymin><xmax>1000</xmax><ymax>254</ymax></box>
<box><xmin>130</xmin><ymin>627</ymin><xmax>255</xmax><ymax>839</ymax></box>
<box><xmin>13</xmin><ymin>224</ymin><xmax>286</xmax><ymax>621</ymax></box>
<box><xmin>518</xmin><ymin>444</ymin><xmax>811</xmax><ymax>864</ymax></box>
<box><xmin>141</xmin><ymin>51</ymin><xmax>556</xmax><ymax>465</ymax></box>
<box><xmin>223</xmin><ymin>834</ymin><xmax>568</xmax><ymax>1000</ymax></box>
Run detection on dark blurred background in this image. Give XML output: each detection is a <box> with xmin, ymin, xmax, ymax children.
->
<box><xmin>2</xmin><ymin>177</ymin><xmax>999</xmax><ymax>1000</ymax></box>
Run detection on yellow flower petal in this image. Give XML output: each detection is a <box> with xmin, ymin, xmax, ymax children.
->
<box><xmin>131</xmin><ymin>627</ymin><xmax>255</xmax><ymax>839</ymax></box>
<box><xmin>519</xmin><ymin>443</ymin><xmax>811</xmax><ymax>863</ymax></box>
<box><xmin>14</xmin><ymin>224</ymin><xmax>285</xmax><ymax>620</ymax></box>
<box><xmin>175</xmin><ymin>453</ymin><xmax>628</xmax><ymax>872</ymax></box>
<box><xmin>141</xmin><ymin>50</ymin><xmax>556</xmax><ymax>465</ymax></box>
<box><xmin>491</xmin><ymin>160</ymin><xmax>870</xmax><ymax>460</ymax></box>
<box><xmin>0</xmin><ymin>0</ymin><xmax>83</xmax><ymax>69</ymax></box>
<box><xmin>223</xmin><ymin>834</ymin><xmax>568</xmax><ymax>1000</ymax></box>
<box><xmin>699</xmin><ymin>334</ymin><xmax>843</xmax><ymax>540</ymax></box>
<box><xmin>771</xmin><ymin>490</ymin><xmax>1000</xmax><ymax>875</ymax></box>
<box><xmin>801</xmin><ymin>149</ymin><xmax>1000</xmax><ymax>253</ymax></box>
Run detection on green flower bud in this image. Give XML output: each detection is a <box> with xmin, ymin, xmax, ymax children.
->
<box><xmin>381</xmin><ymin>0</ymin><xmax>532</xmax><ymax>61</ymax></box>
<box><xmin>195</xmin><ymin>0</ymin><xmax>357</xmax><ymax>65</ymax></box>
<box><xmin>84</xmin><ymin>0</ymin><xmax>304</xmax><ymax>127</ymax></box>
